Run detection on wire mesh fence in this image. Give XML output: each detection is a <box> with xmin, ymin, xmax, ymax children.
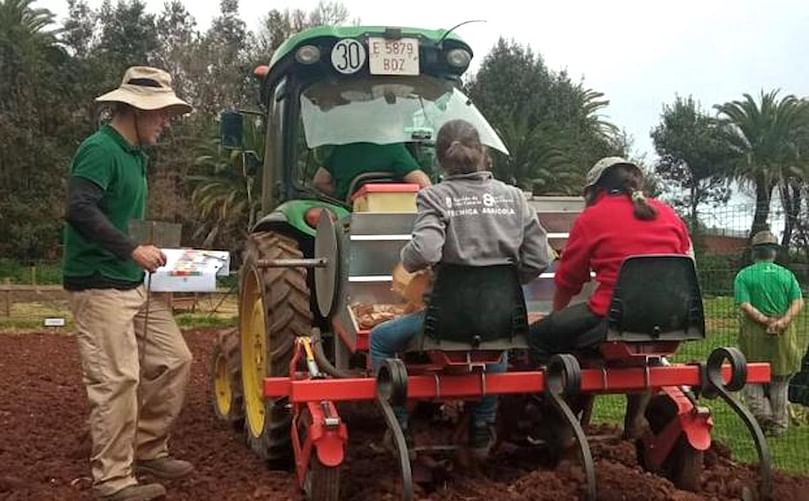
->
<box><xmin>593</xmin><ymin>203</ymin><xmax>809</xmax><ymax>473</ymax></box>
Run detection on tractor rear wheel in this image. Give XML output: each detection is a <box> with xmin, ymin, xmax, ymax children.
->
<box><xmin>641</xmin><ymin>393</ymin><xmax>704</xmax><ymax>491</ymax></box>
<box><xmin>210</xmin><ymin>328</ymin><xmax>244</xmax><ymax>428</ymax></box>
<box><xmin>240</xmin><ymin>231</ymin><xmax>313</xmax><ymax>467</ymax></box>
<box><xmin>667</xmin><ymin>437</ymin><xmax>703</xmax><ymax>491</ymax></box>
<box><xmin>305</xmin><ymin>457</ymin><xmax>341</xmax><ymax>501</ymax></box>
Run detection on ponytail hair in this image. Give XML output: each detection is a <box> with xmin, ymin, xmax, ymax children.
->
<box><xmin>585</xmin><ymin>164</ymin><xmax>657</xmax><ymax>220</ymax></box>
<box><xmin>436</xmin><ymin>119</ymin><xmax>489</xmax><ymax>175</ymax></box>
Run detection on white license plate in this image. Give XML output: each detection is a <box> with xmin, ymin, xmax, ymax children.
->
<box><xmin>368</xmin><ymin>37</ymin><xmax>419</xmax><ymax>75</ymax></box>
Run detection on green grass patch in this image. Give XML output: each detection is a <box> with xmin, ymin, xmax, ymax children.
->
<box><xmin>0</xmin><ymin>259</ymin><xmax>62</xmax><ymax>285</ymax></box>
<box><xmin>175</xmin><ymin>314</ymin><xmax>237</xmax><ymax>329</ymax></box>
<box><xmin>0</xmin><ymin>294</ymin><xmax>239</xmax><ymax>333</ymax></box>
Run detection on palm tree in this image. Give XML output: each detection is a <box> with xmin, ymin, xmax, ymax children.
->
<box><xmin>494</xmin><ymin>86</ymin><xmax>620</xmax><ymax>195</ymax></box>
<box><xmin>0</xmin><ymin>0</ymin><xmax>57</xmax><ymax>43</ymax></box>
<box><xmin>0</xmin><ymin>0</ymin><xmax>59</xmax><ymax>96</ymax></box>
<box><xmin>574</xmin><ymin>87</ymin><xmax>619</xmax><ymax>141</ymax></box>
<box><xmin>715</xmin><ymin>90</ymin><xmax>809</xmax><ymax>244</ymax></box>
<box><xmin>189</xmin><ymin>117</ymin><xmax>264</xmax><ymax>251</ymax></box>
<box><xmin>0</xmin><ymin>0</ymin><xmax>63</xmax><ymax>259</ymax></box>
<box><xmin>493</xmin><ymin>113</ymin><xmax>573</xmax><ymax>193</ymax></box>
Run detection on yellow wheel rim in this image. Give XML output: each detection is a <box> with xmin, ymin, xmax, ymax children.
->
<box><xmin>213</xmin><ymin>350</ymin><xmax>232</xmax><ymax>416</ymax></box>
<box><xmin>241</xmin><ymin>267</ymin><xmax>267</xmax><ymax>438</ymax></box>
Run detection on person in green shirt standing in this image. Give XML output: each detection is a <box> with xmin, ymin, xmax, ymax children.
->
<box><xmin>63</xmin><ymin>67</ymin><xmax>194</xmax><ymax>501</ymax></box>
<box><xmin>312</xmin><ymin>142</ymin><xmax>432</xmax><ymax>200</ymax></box>
<box><xmin>734</xmin><ymin>230</ymin><xmax>805</xmax><ymax>436</ymax></box>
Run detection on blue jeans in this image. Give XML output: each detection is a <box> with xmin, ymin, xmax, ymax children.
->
<box><xmin>369</xmin><ymin>311</ymin><xmax>506</xmax><ymax>428</ymax></box>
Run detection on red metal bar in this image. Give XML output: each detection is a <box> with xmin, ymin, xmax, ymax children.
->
<box><xmin>264</xmin><ymin>363</ymin><xmax>771</xmax><ymax>402</ymax></box>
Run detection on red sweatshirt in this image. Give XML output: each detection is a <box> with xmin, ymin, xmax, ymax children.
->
<box><xmin>555</xmin><ymin>193</ymin><xmax>691</xmax><ymax>316</ymax></box>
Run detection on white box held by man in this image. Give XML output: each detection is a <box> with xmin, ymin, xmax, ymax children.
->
<box><xmin>146</xmin><ymin>249</ymin><xmax>230</xmax><ymax>292</ymax></box>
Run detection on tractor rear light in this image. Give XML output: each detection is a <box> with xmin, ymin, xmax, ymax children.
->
<box><xmin>446</xmin><ymin>48</ymin><xmax>471</xmax><ymax>68</ymax></box>
<box><xmin>253</xmin><ymin>65</ymin><xmax>269</xmax><ymax>78</ymax></box>
<box><xmin>305</xmin><ymin>207</ymin><xmax>334</xmax><ymax>228</ymax></box>
<box><xmin>295</xmin><ymin>45</ymin><xmax>321</xmax><ymax>65</ymax></box>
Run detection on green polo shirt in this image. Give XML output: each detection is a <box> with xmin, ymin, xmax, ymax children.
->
<box><xmin>325</xmin><ymin>142</ymin><xmax>420</xmax><ymax>200</ymax></box>
<box><xmin>734</xmin><ymin>261</ymin><xmax>802</xmax><ymax>316</ymax></box>
<box><xmin>63</xmin><ymin>125</ymin><xmax>147</xmax><ymax>284</ymax></box>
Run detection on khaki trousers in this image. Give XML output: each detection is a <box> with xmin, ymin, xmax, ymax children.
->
<box><xmin>69</xmin><ymin>286</ymin><xmax>193</xmax><ymax>496</ymax></box>
<box><xmin>743</xmin><ymin>375</ymin><xmax>792</xmax><ymax>433</ymax></box>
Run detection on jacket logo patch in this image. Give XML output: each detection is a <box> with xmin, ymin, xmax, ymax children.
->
<box><xmin>445</xmin><ymin>193</ymin><xmax>516</xmax><ymax>217</ymax></box>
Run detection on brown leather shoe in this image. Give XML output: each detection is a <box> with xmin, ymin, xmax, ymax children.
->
<box><xmin>98</xmin><ymin>483</ymin><xmax>166</xmax><ymax>501</ymax></box>
<box><xmin>135</xmin><ymin>457</ymin><xmax>194</xmax><ymax>480</ymax></box>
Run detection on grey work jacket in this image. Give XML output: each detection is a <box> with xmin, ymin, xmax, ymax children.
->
<box><xmin>401</xmin><ymin>171</ymin><xmax>550</xmax><ymax>284</ymax></box>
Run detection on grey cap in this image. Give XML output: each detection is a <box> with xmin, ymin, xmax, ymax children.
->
<box><xmin>751</xmin><ymin>230</ymin><xmax>778</xmax><ymax>247</ymax></box>
<box><xmin>584</xmin><ymin>156</ymin><xmax>642</xmax><ymax>191</ymax></box>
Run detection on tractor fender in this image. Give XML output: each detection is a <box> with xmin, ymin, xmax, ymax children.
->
<box><xmin>312</xmin><ymin>422</ymin><xmax>348</xmax><ymax>467</ymax></box>
<box><xmin>678</xmin><ymin>411</ymin><xmax>712</xmax><ymax>451</ymax></box>
<box><xmin>660</xmin><ymin>385</ymin><xmax>713</xmax><ymax>451</ymax></box>
<box><xmin>253</xmin><ymin>200</ymin><xmax>349</xmax><ymax>238</ymax></box>
<box><xmin>302</xmin><ymin>401</ymin><xmax>348</xmax><ymax>468</ymax></box>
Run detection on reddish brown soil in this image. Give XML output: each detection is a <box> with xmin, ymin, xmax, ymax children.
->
<box><xmin>1</xmin><ymin>328</ymin><xmax>808</xmax><ymax>500</ymax></box>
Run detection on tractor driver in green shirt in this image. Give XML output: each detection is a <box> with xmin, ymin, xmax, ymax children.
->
<box><xmin>734</xmin><ymin>230</ymin><xmax>805</xmax><ymax>436</ymax></box>
<box><xmin>312</xmin><ymin>142</ymin><xmax>432</xmax><ymax>201</ymax></box>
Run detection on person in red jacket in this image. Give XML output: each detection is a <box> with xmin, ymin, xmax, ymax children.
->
<box><xmin>528</xmin><ymin>156</ymin><xmax>692</xmax><ymax>362</ymax></box>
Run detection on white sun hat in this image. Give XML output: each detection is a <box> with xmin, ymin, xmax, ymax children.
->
<box><xmin>95</xmin><ymin>66</ymin><xmax>192</xmax><ymax>115</ymax></box>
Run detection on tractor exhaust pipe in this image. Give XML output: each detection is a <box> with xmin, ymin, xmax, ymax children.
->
<box><xmin>311</xmin><ymin>328</ymin><xmax>363</xmax><ymax>379</ymax></box>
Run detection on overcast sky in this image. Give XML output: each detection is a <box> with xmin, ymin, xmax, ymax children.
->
<box><xmin>38</xmin><ymin>0</ymin><xmax>809</xmax><ymax>163</ymax></box>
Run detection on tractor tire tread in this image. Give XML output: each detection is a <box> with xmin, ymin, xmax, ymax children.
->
<box><xmin>243</xmin><ymin>231</ymin><xmax>313</xmax><ymax>466</ymax></box>
<box><xmin>210</xmin><ymin>328</ymin><xmax>244</xmax><ymax>427</ymax></box>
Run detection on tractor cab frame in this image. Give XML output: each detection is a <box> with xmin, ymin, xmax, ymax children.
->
<box><xmin>221</xmin><ymin>25</ymin><xmax>506</xmax><ymax>241</ymax></box>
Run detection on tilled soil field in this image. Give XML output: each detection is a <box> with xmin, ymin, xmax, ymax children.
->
<box><xmin>1</xmin><ymin>328</ymin><xmax>808</xmax><ymax>500</ymax></box>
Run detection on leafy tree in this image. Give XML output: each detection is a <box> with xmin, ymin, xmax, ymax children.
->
<box><xmin>651</xmin><ymin>95</ymin><xmax>734</xmax><ymax>229</ymax></box>
<box><xmin>62</xmin><ymin>0</ymin><xmax>95</xmax><ymax>58</ymax></box>
<box><xmin>255</xmin><ymin>1</ymin><xmax>351</xmax><ymax>58</ymax></box>
<box><xmin>95</xmin><ymin>0</ymin><xmax>159</xmax><ymax>71</ymax></box>
<box><xmin>65</xmin><ymin>0</ymin><xmax>162</xmax><ymax>130</ymax></box>
<box><xmin>154</xmin><ymin>1</ymin><xmax>198</xmax><ymax>98</ymax></box>
<box><xmin>191</xmin><ymin>0</ymin><xmax>252</xmax><ymax>116</ymax></box>
<box><xmin>0</xmin><ymin>0</ymin><xmax>73</xmax><ymax>260</ymax></box>
<box><xmin>467</xmin><ymin>38</ymin><xmax>622</xmax><ymax>193</ymax></box>
<box><xmin>715</xmin><ymin>90</ymin><xmax>809</xmax><ymax>246</ymax></box>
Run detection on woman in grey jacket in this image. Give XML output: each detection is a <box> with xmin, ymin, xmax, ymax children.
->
<box><xmin>369</xmin><ymin>119</ymin><xmax>550</xmax><ymax>458</ymax></box>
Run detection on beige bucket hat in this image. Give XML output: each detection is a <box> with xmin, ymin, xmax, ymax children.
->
<box><xmin>95</xmin><ymin>66</ymin><xmax>192</xmax><ymax>115</ymax></box>
<box><xmin>584</xmin><ymin>156</ymin><xmax>643</xmax><ymax>191</ymax></box>
<box><xmin>751</xmin><ymin>230</ymin><xmax>779</xmax><ymax>247</ymax></box>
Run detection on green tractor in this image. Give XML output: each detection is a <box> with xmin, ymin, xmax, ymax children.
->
<box><xmin>210</xmin><ymin>23</ymin><xmax>508</xmax><ymax>468</ymax></box>
<box><xmin>210</xmin><ymin>25</ymin><xmax>775</xmax><ymax>501</ymax></box>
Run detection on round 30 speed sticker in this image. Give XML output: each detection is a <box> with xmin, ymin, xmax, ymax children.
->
<box><xmin>331</xmin><ymin>39</ymin><xmax>366</xmax><ymax>74</ymax></box>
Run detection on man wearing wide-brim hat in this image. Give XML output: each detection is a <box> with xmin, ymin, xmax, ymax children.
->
<box><xmin>734</xmin><ymin>230</ymin><xmax>805</xmax><ymax>437</ymax></box>
<box><xmin>63</xmin><ymin>66</ymin><xmax>194</xmax><ymax>501</ymax></box>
